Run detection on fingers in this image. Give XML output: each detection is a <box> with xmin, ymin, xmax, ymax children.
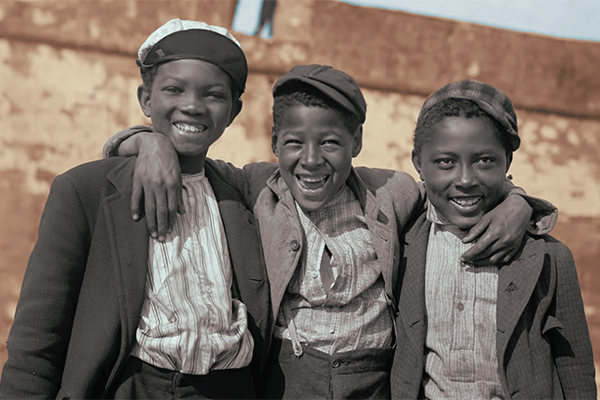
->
<box><xmin>461</xmin><ymin>220</ymin><xmax>487</xmax><ymax>243</ymax></box>
<box><xmin>177</xmin><ymin>192</ymin><xmax>185</xmax><ymax>216</ymax></box>
<box><xmin>143</xmin><ymin>190</ymin><xmax>158</xmax><ymax>240</ymax></box>
<box><xmin>167</xmin><ymin>187</ymin><xmax>181</xmax><ymax>234</ymax></box>
<box><xmin>133</xmin><ymin>182</ymin><xmax>179</xmax><ymax>242</ymax></box>
<box><xmin>461</xmin><ymin>233</ymin><xmax>521</xmax><ymax>265</ymax></box>
<box><xmin>461</xmin><ymin>235</ymin><xmax>496</xmax><ymax>263</ymax></box>
<box><xmin>131</xmin><ymin>179</ymin><xmax>143</xmax><ymax>222</ymax></box>
<box><xmin>154</xmin><ymin>189</ymin><xmax>170</xmax><ymax>242</ymax></box>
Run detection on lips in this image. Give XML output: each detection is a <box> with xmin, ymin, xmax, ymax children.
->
<box><xmin>296</xmin><ymin>174</ymin><xmax>329</xmax><ymax>191</ymax></box>
<box><xmin>174</xmin><ymin>122</ymin><xmax>206</xmax><ymax>134</ymax></box>
<box><xmin>450</xmin><ymin>196</ymin><xmax>482</xmax><ymax>208</ymax></box>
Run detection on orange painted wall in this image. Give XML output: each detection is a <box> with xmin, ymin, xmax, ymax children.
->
<box><xmin>0</xmin><ymin>0</ymin><xmax>598</xmax><ymax>392</ymax></box>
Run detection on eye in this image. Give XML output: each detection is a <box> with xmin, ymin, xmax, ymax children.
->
<box><xmin>284</xmin><ymin>139</ymin><xmax>302</xmax><ymax>146</ymax></box>
<box><xmin>164</xmin><ymin>86</ymin><xmax>183</xmax><ymax>94</ymax></box>
<box><xmin>206</xmin><ymin>91</ymin><xmax>228</xmax><ymax>100</ymax></box>
<box><xmin>476</xmin><ymin>156</ymin><xmax>496</xmax><ymax>167</ymax></box>
<box><xmin>322</xmin><ymin>139</ymin><xmax>340</xmax><ymax>146</ymax></box>
<box><xmin>435</xmin><ymin>158</ymin><xmax>454</xmax><ymax>169</ymax></box>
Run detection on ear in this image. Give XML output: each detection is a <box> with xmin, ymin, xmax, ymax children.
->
<box><xmin>137</xmin><ymin>85</ymin><xmax>151</xmax><ymax>118</ymax></box>
<box><xmin>227</xmin><ymin>98</ymin><xmax>243</xmax><ymax>127</ymax></box>
<box><xmin>138</xmin><ymin>85</ymin><xmax>150</xmax><ymax>118</ymax></box>
<box><xmin>505</xmin><ymin>152</ymin><xmax>513</xmax><ymax>173</ymax></box>
<box><xmin>411</xmin><ymin>150</ymin><xmax>424</xmax><ymax>181</ymax></box>
<box><xmin>271</xmin><ymin>127</ymin><xmax>279</xmax><ymax>157</ymax></box>
<box><xmin>352</xmin><ymin>125</ymin><xmax>363</xmax><ymax>157</ymax></box>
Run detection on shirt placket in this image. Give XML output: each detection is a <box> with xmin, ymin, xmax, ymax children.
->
<box><xmin>448</xmin><ymin>246</ymin><xmax>476</xmax><ymax>382</ymax></box>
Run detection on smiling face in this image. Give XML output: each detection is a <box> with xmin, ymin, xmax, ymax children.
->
<box><xmin>272</xmin><ymin>104</ymin><xmax>362</xmax><ymax>212</ymax></box>
<box><xmin>138</xmin><ymin>59</ymin><xmax>240</xmax><ymax>173</ymax></box>
<box><xmin>412</xmin><ymin>116</ymin><xmax>510</xmax><ymax>229</ymax></box>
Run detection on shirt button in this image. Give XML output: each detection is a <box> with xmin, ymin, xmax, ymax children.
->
<box><xmin>332</xmin><ymin>359</ymin><xmax>341</xmax><ymax>368</ymax></box>
<box><xmin>290</xmin><ymin>239</ymin><xmax>300</xmax><ymax>251</ymax></box>
<box><xmin>457</xmin><ymin>302</ymin><xmax>464</xmax><ymax>311</ymax></box>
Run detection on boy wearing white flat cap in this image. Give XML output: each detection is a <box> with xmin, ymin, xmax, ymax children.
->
<box><xmin>0</xmin><ymin>19</ymin><xmax>271</xmax><ymax>399</ymax></box>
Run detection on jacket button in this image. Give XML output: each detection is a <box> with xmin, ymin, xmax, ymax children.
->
<box><xmin>332</xmin><ymin>359</ymin><xmax>341</xmax><ymax>368</ymax></box>
<box><xmin>290</xmin><ymin>239</ymin><xmax>300</xmax><ymax>251</ymax></box>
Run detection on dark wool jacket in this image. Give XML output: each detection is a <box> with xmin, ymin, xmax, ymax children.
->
<box><xmin>0</xmin><ymin>157</ymin><xmax>272</xmax><ymax>399</ymax></box>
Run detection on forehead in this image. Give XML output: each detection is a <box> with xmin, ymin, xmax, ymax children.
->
<box><xmin>279</xmin><ymin>104</ymin><xmax>353</xmax><ymax>133</ymax></box>
<box><xmin>154</xmin><ymin>59</ymin><xmax>232</xmax><ymax>88</ymax></box>
<box><xmin>428</xmin><ymin>116</ymin><xmax>503</xmax><ymax>150</ymax></box>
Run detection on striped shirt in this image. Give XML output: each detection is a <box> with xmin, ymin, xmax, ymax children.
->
<box><xmin>131</xmin><ymin>171</ymin><xmax>254</xmax><ymax>375</ymax></box>
<box><xmin>276</xmin><ymin>185</ymin><xmax>393</xmax><ymax>355</ymax></box>
<box><xmin>423</xmin><ymin>204</ymin><xmax>505</xmax><ymax>399</ymax></box>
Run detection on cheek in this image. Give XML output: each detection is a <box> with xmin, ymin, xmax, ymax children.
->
<box><xmin>421</xmin><ymin>167</ymin><xmax>451</xmax><ymax>191</ymax></box>
<box><xmin>276</xmin><ymin>150</ymin><xmax>296</xmax><ymax>171</ymax></box>
<box><xmin>485</xmin><ymin>177</ymin><xmax>507</xmax><ymax>202</ymax></box>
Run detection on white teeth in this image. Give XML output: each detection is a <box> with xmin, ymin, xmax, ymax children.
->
<box><xmin>297</xmin><ymin>175</ymin><xmax>328</xmax><ymax>190</ymax></box>
<box><xmin>300</xmin><ymin>176</ymin><xmax>326</xmax><ymax>183</ymax></box>
<box><xmin>174</xmin><ymin>123</ymin><xmax>204</xmax><ymax>133</ymax></box>
<box><xmin>451</xmin><ymin>197</ymin><xmax>482</xmax><ymax>207</ymax></box>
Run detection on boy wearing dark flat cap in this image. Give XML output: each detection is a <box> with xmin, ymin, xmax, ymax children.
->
<box><xmin>0</xmin><ymin>19</ymin><xmax>271</xmax><ymax>399</ymax></box>
<box><xmin>391</xmin><ymin>80</ymin><xmax>595</xmax><ymax>399</ymax></box>
<box><xmin>106</xmin><ymin>65</ymin><xmax>558</xmax><ymax>398</ymax></box>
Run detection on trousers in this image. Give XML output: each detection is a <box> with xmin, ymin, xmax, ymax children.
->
<box><xmin>111</xmin><ymin>356</ymin><xmax>255</xmax><ymax>399</ymax></box>
<box><xmin>265</xmin><ymin>338</ymin><xmax>394</xmax><ymax>399</ymax></box>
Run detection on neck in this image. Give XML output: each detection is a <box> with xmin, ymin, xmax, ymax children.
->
<box><xmin>439</xmin><ymin>224</ymin><xmax>471</xmax><ymax>240</ymax></box>
<box><xmin>178</xmin><ymin>152</ymin><xmax>208</xmax><ymax>174</ymax></box>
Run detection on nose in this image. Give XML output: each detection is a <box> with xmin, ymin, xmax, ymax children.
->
<box><xmin>301</xmin><ymin>142</ymin><xmax>323</xmax><ymax>168</ymax></box>
<box><xmin>180</xmin><ymin>92</ymin><xmax>205</xmax><ymax>115</ymax></box>
<box><xmin>455</xmin><ymin>164</ymin><xmax>477</xmax><ymax>188</ymax></box>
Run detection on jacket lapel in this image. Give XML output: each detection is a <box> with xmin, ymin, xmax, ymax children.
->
<box><xmin>347</xmin><ymin>171</ymin><xmax>398</xmax><ymax>305</ymax></box>
<box><xmin>105</xmin><ymin>160</ymin><xmax>149</xmax><ymax>345</ymax></box>
<box><xmin>496</xmin><ymin>237</ymin><xmax>545</xmax><ymax>365</ymax></box>
<box><xmin>397</xmin><ymin>215</ymin><xmax>429</xmax><ymax>349</ymax></box>
<box><xmin>205</xmin><ymin>163</ymin><xmax>247</xmax><ymax>300</ymax></box>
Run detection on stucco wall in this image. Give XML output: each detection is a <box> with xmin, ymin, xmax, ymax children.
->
<box><xmin>0</xmin><ymin>0</ymin><xmax>599</xmax><ymax>391</ymax></box>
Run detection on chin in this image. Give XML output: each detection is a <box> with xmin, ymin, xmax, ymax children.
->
<box><xmin>295</xmin><ymin>199</ymin><xmax>323</xmax><ymax>212</ymax></box>
<box><xmin>451</xmin><ymin>215</ymin><xmax>483</xmax><ymax>230</ymax></box>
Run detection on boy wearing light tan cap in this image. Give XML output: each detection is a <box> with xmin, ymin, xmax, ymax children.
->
<box><xmin>0</xmin><ymin>19</ymin><xmax>271</xmax><ymax>399</ymax></box>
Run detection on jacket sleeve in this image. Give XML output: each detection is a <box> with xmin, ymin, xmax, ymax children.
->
<box><xmin>502</xmin><ymin>179</ymin><xmax>558</xmax><ymax>235</ymax></box>
<box><xmin>550</xmin><ymin>242</ymin><xmax>597</xmax><ymax>399</ymax></box>
<box><xmin>0</xmin><ymin>174</ymin><xmax>91</xmax><ymax>398</ymax></box>
<box><xmin>102</xmin><ymin>124</ymin><xmax>153</xmax><ymax>158</ymax></box>
<box><xmin>209</xmin><ymin>160</ymin><xmax>278</xmax><ymax>210</ymax></box>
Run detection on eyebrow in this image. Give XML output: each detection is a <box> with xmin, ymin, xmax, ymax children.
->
<box><xmin>431</xmin><ymin>148</ymin><xmax>502</xmax><ymax>157</ymax></box>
